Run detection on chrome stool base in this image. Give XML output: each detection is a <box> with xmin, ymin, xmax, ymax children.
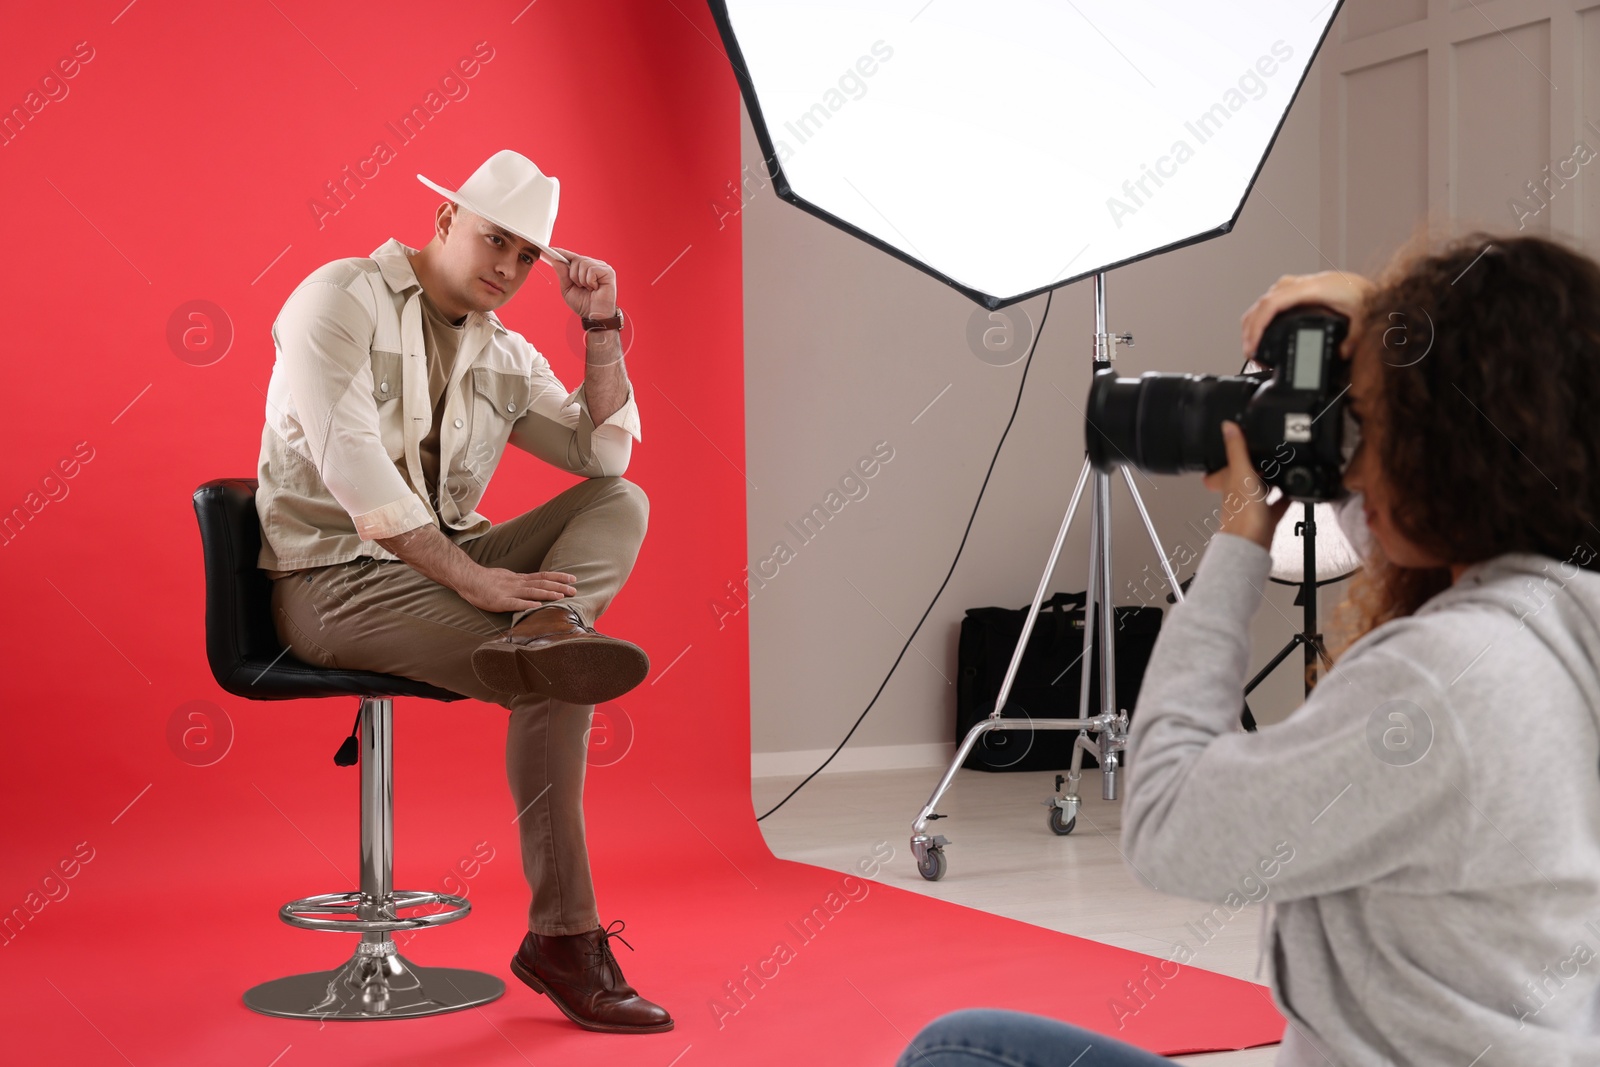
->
<box><xmin>243</xmin><ymin>697</ymin><xmax>505</xmax><ymax>1021</ymax></box>
<box><xmin>244</xmin><ymin>940</ymin><xmax>504</xmax><ymax>1020</ymax></box>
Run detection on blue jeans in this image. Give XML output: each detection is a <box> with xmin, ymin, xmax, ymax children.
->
<box><xmin>896</xmin><ymin>1009</ymin><xmax>1173</xmax><ymax>1067</ymax></box>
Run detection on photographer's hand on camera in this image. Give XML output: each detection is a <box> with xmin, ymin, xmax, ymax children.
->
<box><xmin>1240</xmin><ymin>270</ymin><xmax>1373</xmax><ymax>360</ymax></box>
<box><xmin>1203</xmin><ymin>421</ymin><xmax>1292</xmax><ymax>551</ymax></box>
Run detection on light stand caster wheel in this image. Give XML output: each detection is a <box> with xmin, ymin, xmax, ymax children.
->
<box><xmin>1048</xmin><ymin>806</ymin><xmax>1076</xmax><ymax>836</ymax></box>
<box><xmin>917</xmin><ymin>848</ymin><xmax>947</xmax><ymax>881</ymax></box>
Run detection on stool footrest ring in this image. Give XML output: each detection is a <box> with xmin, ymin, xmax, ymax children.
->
<box><xmin>279</xmin><ymin>889</ymin><xmax>471</xmax><ymax>932</ymax></box>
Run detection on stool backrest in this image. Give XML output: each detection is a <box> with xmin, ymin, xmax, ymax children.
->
<box><xmin>191</xmin><ymin>477</ymin><xmax>468</xmax><ymax>703</ymax></box>
<box><xmin>193</xmin><ymin>478</ymin><xmax>289</xmax><ymax>696</ymax></box>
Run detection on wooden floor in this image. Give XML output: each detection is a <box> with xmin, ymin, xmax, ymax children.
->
<box><xmin>754</xmin><ymin>765</ymin><xmax>1280</xmax><ymax>1066</ymax></box>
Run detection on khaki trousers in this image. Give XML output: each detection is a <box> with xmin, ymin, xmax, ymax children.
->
<box><xmin>268</xmin><ymin>475</ymin><xmax>649</xmax><ymax>936</ymax></box>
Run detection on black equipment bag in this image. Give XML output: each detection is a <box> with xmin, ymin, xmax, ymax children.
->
<box><xmin>955</xmin><ymin>591</ymin><xmax>1164</xmax><ymax>772</ymax></box>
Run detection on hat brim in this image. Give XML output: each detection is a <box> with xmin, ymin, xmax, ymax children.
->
<box><xmin>415</xmin><ymin>174</ymin><xmax>567</xmax><ymax>265</ymax></box>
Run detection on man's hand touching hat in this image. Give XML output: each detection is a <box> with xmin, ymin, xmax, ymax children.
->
<box><xmin>549</xmin><ymin>247</ymin><xmax>616</xmax><ymax>319</ymax></box>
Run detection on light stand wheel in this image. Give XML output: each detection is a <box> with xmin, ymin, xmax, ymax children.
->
<box><xmin>1048</xmin><ymin>807</ymin><xmax>1077</xmax><ymax>836</ymax></box>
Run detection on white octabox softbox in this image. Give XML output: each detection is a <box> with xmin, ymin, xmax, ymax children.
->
<box><xmin>710</xmin><ymin>1</ymin><xmax>1344</xmax><ymax>308</ymax></box>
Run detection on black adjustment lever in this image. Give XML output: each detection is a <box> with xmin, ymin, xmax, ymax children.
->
<box><xmin>333</xmin><ymin>706</ymin><xmax>361</xmax><ymax>767</ymax></box>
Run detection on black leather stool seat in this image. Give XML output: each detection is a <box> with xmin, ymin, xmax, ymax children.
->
<box><xmin>192</xmin><ymin>478</ymin><xmax>466</xmax><ymax>703</ymax></box>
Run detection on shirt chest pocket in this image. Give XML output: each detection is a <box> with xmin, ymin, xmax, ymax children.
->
<box><xmin>465</xmin><ymin>366</ymin><xmax>533</xmax><ymax>475</ymax></box>
<box><xmin>369</xmin><ymin>350</ymin><xmax>404</xmax><ymax>403</ymax></box>
<box><xmin>470</xmin><ymin>366</ymin><xmax>532</xmax><ymax>429</ymax></box>
<box><xmin>369</xmin><ymin>350</ymin><xmax>404</xmax><ymax>460</ymax></box>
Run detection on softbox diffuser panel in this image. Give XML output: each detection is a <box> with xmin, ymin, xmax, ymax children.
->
<box><xmin>712</xmin><ymin>0</ymin><xmax>1344</xmax><ymax>308</ymax></box>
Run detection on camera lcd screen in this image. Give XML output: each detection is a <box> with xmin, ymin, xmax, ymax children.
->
<box><xmin>1292</xmin><ymin>327</ymin><xmax>1325</xmax><ymax>391</ymax></box>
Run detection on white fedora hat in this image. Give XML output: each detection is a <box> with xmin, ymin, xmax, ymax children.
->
<box><xmin>416</xmin><ymin>149</ymin><xmax>569</xmax><ymax>265</ymax></box>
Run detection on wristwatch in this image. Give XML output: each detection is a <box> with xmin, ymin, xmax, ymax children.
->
<box><xmin>581</xmin><ymin>307</ymin><xmax>625</xmax><ymax>332</ymax></box>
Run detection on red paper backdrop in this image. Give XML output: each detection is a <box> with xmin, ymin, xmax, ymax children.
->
<box><xmin>0</xmin><ymin>3</ymin><xmax>1284</xmax><ymax>1064</ymax></box>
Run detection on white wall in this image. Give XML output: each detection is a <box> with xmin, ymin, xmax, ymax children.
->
<box><xmin>741</xmin><ymin>42</ymin><xmax>1339</xmax><ymax>775</ymax></box>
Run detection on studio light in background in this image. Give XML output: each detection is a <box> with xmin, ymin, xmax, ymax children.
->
<box><xmin>722</xmin><ymin>0</ymin><xmax>1354</xmax><ymax>880</ymax></box>
<box><xmin>1270</xmin><ymin>502</ymin><xmax>1360</xmax><ymax>583</ymax></box>
<box><xmin>710</xmin><ymin>0</ymin><xmax>1342</xmax><ymax>308</ymax></box>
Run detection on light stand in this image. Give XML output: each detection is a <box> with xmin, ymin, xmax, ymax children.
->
<box><xmin>909</xmin><ymin>274</ymin><xmax>1188</xmax><ymax>882</ymax></box>
<box><xmin>1241</xmin><ymin>501</ymin><xmax>1356</xmax><ymax>726</ymax></box>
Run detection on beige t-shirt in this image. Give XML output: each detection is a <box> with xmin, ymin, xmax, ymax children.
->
<box><xmin>416</xmin><ymin>286</ymin><xmax>464</xmax><ymax>521</ymax></box>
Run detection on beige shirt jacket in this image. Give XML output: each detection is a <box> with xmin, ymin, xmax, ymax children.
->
<box><xmin>255</xmin><ymin>237</ymin><xmax>642</xmax><ymax>575</ymax></box>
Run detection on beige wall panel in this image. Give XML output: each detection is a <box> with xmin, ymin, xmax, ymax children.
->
<box><xmin>1451</xmin><ymin>21</ymin><xmax>1553</xmax><ymax>234</ymax></box>
<box><xmin>1341</xmin><ymin>52</ymin><xmax>1431</xmax><ymax>272</ymax></box>
<box><xmin>1343</xmin><ymin>0</ymin><xmax>1430</xmax><ymax>42</ymax></box>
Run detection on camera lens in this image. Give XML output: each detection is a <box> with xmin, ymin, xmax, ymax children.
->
<box><xmin>1086</xmin><ymin>369</ymin><xmax>1263</xmax><ymax>475</ymax></box>
<box><xmin>1083</xmin><ymin>309</ymin><xmax>1352</xmax><ymax>502</ymax></box>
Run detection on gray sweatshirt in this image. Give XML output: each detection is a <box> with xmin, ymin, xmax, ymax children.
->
<box><xmin>1122</xmin><ymin>531</ymin><xmax>1600</xmax><ymax>1066</ymax></box>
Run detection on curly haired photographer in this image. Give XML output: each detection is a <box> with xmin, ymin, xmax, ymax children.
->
<box><xmin>897</xmin><ymin>232</ymin><xmax>1600</xmax><ymax>1066</ymax></box>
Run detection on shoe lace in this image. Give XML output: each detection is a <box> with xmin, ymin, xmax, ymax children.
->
<box><xmin>600</xmin><ymin>918</ymin><xmax>635</xmax><ymax>953</ymax></box>
<box><xmin>588</xmin><ymin>918</ymin><xmax>635</xmax><ymax>971</ymax></box>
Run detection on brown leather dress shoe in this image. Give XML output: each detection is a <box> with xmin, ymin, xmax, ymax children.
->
<box><xmin>509</xmin><ymin>920</ymin><xmax>674</xmax><ymax>1034</ymax></box>
<box><xmin>471</xmin><ymin>604</ymin><xmax>649</xmax><ymax>703</ymax></box>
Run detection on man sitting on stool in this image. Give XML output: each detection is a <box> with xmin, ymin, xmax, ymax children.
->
<box><xmin>254</xmin><ymin>149</ymin><xmax>670</xmax><ymax>1034</ymax></box>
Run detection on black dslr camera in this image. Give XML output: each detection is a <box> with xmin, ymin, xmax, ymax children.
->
<box><xmin>1085</xmin><ymin>308</ymin><xmax>1355</xmax><ymax>502</ymax></box>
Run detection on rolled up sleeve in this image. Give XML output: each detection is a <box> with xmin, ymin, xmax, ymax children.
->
<box><xmin>272</xmin><ymin>281</ymin><xmax>432</xmax><ymax>540</ymax></box>
<box><xmin>510</xmin><ymin>351</ymin><xmax>642</xmax><ymax>477</ymax></box>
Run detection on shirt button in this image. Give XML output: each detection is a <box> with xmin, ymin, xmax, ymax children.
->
<box><xmin>454</xmin><ymin>418</ymin><xmax>464</xmax><ymax>428</ymax></box>
<box><xmin>380</xmin><ymin>382</ymin><xmax>389</xmax><ymax>392</ymax></box>
<box><xmin>506</xmin><ymin>402</ymin><xmax>516</xmax><ymax>412</ymax></box>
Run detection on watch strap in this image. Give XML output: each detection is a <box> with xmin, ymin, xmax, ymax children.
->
<box><xmin>581</xmin><ymin>307</ymin><xmax>625</xmax><ymax>332</ymax></box>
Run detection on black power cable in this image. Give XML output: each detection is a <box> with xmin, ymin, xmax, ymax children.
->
<box><xmin>757</xmin><ymin>289</ymin><xmax>1055</xmax><ymax>821</ymax></box>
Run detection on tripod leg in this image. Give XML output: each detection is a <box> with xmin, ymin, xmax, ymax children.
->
<box><xmin>988</xmin><ymin>458</ymin><xmax>1093</xmax><ymax>716</ymax></box>
<box><xmin>1093</xmin><ymin>470</ymin><xmax>1125</xmax><ymax>800</ymax></box>
<box><xmin>1065</xmin><ymin>497</ymin><xmax>1099</xmax><ymax>793</ymax></box>
<box><xmin>1245</xmin><ymin>634</ymin><xmax>1308</xmax><ymax>696</ymax></box>
<box><xmin>1050</xmin><ymin>508</ymin><xmax>1097</xmax><ymax>834</ymax></box>
<box><xmin>1119</xmin><ymin>466</ymin><xmax>1186</xmax><ymax>605</ymax></box>
<box><xmin>1241</xmin><ymin>633</ymin><xmax>1305</xmax><ymax>735</ymax></box>
<box><xmin>911</xmin><ymin>456</ymin><xmax>1093</xmax><ymax>845</ymax></box>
